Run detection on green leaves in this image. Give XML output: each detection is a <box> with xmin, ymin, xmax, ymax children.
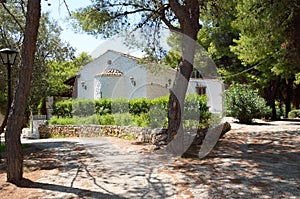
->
<box><xmin>225</xmin><ymin>83</ymin><xmax>270</xmax><ymax>123</ymax></box>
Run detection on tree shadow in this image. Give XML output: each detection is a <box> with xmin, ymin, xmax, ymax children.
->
<box><xmin>168</xmin><ymin>130</ymin><xmax>300</xmax><ymax>198</ymax></box>
<box><xmin>18</xmin><ymin>178</ymin><xmax>126</xmax><ymax>199</ymax></box>
<box><xmin>20</xmin><ymin>138</ymin><xmax>177</xmax><ymax>198</ymax></box>
<box><xmin>80</xmin><ymin>139</ymin><xmax>178</xmax><ymax>198</ymax></box>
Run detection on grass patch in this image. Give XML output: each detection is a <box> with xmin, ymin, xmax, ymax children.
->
<box><xmin>50</xmin><ymin>134</ymin><xmax>66</xmax><ymax>138</ymax></box>
<box><xmin>0</xmin><ymin>143</ymin><xmax>30</xmax><ymax>152</ymax></box>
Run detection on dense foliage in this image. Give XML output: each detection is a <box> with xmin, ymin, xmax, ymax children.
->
<box><xmin>288</xmin><ymin>110</ymin><xmax>300</xmax><ymax>119</ymax></box>
<box><xmin>195</xmin><ymin>0</ymin><xmax>300</xmax><ymax>119</ymax></box>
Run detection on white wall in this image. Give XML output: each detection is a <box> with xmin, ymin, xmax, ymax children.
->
<box><xmin>77</xmin><ymin>50</ymin><xmax>224</xmax><ymax>113</ymax></box>
<box><xmin>78</xmin><ymin>50</ymin><xmax>147</xmax><ymax>100</ymax></box>
<box><xmin>188</xmin><ymin>79</ymin><xmax>224</xmax><ymax>113</ymax></box>
<box><xmin>77</xmin><ymin>51</ymin><xmax>119</xmax><ymax>99</ymax></box>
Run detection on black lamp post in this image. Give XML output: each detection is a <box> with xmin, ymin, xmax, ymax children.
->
<box><xmin>0</xmin><ymin>48</ymin><xmax>18</xmax><ymax>113</ymax></box>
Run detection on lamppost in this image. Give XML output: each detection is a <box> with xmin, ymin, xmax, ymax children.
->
<box><xmin>0</xmin><ymin>48</ymin><xmax>18</xmax><ymax>163</ymax></box>
<box><xmin>0</xmin><ymin>48</ymin><xmax>18</xmax><ymax>113</ymax></box>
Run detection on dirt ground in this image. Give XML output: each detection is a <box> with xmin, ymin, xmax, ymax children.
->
<box><xmin>0</xmin><ymin>119</ymin><xmax>299</xmax><ymax>198</ymax></box>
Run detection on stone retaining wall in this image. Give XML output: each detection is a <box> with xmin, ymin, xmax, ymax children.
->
<box><xmin>39</xmin><ymin>122</ymin><xmax>231</xmax><ymax>147</ymax></box>
<box><xmin>38</xmin><ymin>125</ymin><xmax>169</xmax><ymax>145</ymax></box>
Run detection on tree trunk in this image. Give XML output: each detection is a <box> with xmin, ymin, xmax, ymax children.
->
<box><xmin>166</xmin><ymin>33</ymin><xmax>199</xmax><ymax>156</ymax></box>
<box><xmin>264</xmin><ymin>77</ymin><xmax>280</xmax><ymax>120</ymax></box>
<box><xmin>285</xmin><ymin>78</ymin><xmax>294</xmax><ymax>118</ymax></box>
<box><xmin>167</xmin><ymin>35</ymin><xmax>196</xmax><ymax>141</ymax></box>
<box><xmin>5</xmin><ymin>0</ymin><xmax>41</xmax><ymax>184</ymax></box>
<box><xmin>166</xmin><ymin>0</ymin><xmax>201</xmax><ymax>156</ymax></box>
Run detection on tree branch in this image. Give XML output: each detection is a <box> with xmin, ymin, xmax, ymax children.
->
<box><xmin>157</xmin><ymin>4</ymin><xmax>181</xmax><ymax>32</ymax></box>
<box><xmin>63</xmin><ymin>0</ymin><xmax>71</xmax><ymax>17</ymax></box>
<box><xmin>169</xmin><ymin>0</ymin><xmax>186</xmax><ymax>21</ymax></box>
<box><xmin>1</xmin><ymin>2</ymin><xmax>25</xmax><ymax>33</ymax></box>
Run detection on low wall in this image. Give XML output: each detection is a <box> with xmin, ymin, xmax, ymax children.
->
<box><xmin>38</xmin><ymin>125</ymin><xmax>169</xmax><ymax>145</ymax></box>
<box><xmin>39</xmin><ymin>122</ymin><xmax>231</xmax><ymax>147</ymax></box>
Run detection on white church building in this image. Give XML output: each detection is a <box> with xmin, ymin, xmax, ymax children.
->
<box><xmin>72</xmin><ymin>50</ymin><xmax>224</xmax><ymax>113</ymax></box>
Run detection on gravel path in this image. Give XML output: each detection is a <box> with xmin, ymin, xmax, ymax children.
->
<box><xmin>1</xmin><ymin>119</ymin><xmax>299</xmax><ymax>198</ymax></box>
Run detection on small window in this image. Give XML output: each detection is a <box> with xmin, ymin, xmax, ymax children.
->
<box><xmin>196</xmin><ymin>86</ymin><xmax>206</xmax><ymax>95</ymax></box>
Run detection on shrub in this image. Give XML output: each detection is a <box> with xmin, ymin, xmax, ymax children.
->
<box><xmin>98</xmin><ymin>114</ymin><xmax>116</xmax><ymax>125</ymax></box>
<box><xmin>184</xmin><ymin>93</ymin><xmax>210</xmax><ymax>120</ymax></box>
<box><xmin>50</xmin><ymin>93</ymin><xmax>212</xmax><ymax>128</ymax></box>
<box><xmin>73</xmin><ymin>99</ymin><xmax>95</xmax><ymax>117</ymax></box>
<box><xmin>49</xmin><ymin>116</ymin><xmax>75</xmax><ymax>125</ymax></box>
<box><xmin>288</xmin><ymin>109</ymin><xmax>300</xmax><ymax>118</ymax></box>
<box><xmin>95</xmin><ymin>98</ymin><xmax>112</xmax><ymax>115</ymax></box>
<box><xmin>74</xmin><ymin>114</ymin><xmax>99</xmax><ymax>124</ymax></box>
<box><xmin>129</xmin><ymin>98</ymin><xmax>151</xmax><ymax>115</ymax></box>
<box><xmin>131</xmin><ymin>113</ymin><xmax>150</xmax><ymax>127</ymax></box>
<box><xmin>151</xmin><ymin>95</ymin><xmax>169</xmax><ymax>112</ymax></box>
<box><xmin>182</xmin><ymin>93</ymin><xmax>211</xmax><ymax>129</ymax></box>
<box><xmin>225</xmin><ymin>83</ymin><xmax>270</xmax><ymax>124</ymax></box>
<box><xmin>52</xmin><ymin>99</ymin><xmax>73</xmax><ymax>118</ymax></box>
<box><xmin>113</xmin><ymin>113</ymin><xmax>133</xmax><ymax>126</ymax></box>
<box><xmin>149</xmin><ymin>104</ymin><xmax>168</xmax><ymax>128</ymax></box>
<box><xmin>111</xmin><ymin>98</ymin><xmax>129</xmax><ymax>113</ymax></box>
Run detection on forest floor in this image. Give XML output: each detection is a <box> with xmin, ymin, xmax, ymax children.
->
<box><xmin>0</xmin><ymin>118</ymin><xmax>299</xmax><ymax>198</ymax></box>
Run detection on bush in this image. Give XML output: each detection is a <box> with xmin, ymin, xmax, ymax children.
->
<box><xmin>149</xmin><ymin>104</ymin><xmax>168</xmax><ymax>128</ymax></box>
<box><xmin>111</xmin><ymin>98</ymin><xmax>129</xmax><ymax>113</ymax></box>
<box><xmin>131</xmin><ymin>113</ymin><xmax>150</xmax><ymax>127</ymax></box>
<box><xmin>129</xmin><ymin>98</ymin><xmax>151</xmax><ymax>115</ymax></box>
<box><xmin>98</xmin><ymin>114</ymin><xmax>116</xmax><ymax>125</ymax></box>
<box><xmin>182</xmin><ymin>94</ymin><xmax>211</xmax><ymax>129</ymax></box>
<box><xmin>50</xmin><ymin>93</ymin><xmax>212</xmax><ymax>128</ymax></box>
<box><xmin>151</xmin><ymin>95</ymin><xmax>169</xmax><ymax>112</ymax></box>
<box><xmin>288</xmin><ymin>109</ymin><xmax>300</xmax><ymax>118</ymax></box>
<box><xmin>52</xmin><ymin>99</ymin><xmax>73</xmax><ymax>118</ymax></box>
<box><xmin>95</xmin><ymin>98</ymin><xmax>112</xmax><ymax>115</ymax></box>
<box><xmin>225</xmin><ymin>83</ymin><xmax>270</xmax><ymax>124</ymax></box>
<box><xmin>49</xmin><ymin>116</ymin><xmax>75</xmax><ymax>125</ymax></box>
<box><xmin>73</xmin><ymin>99</ymin><xmax>95</xmax><ymax>117</ymax></box>
<box><xmin>113</xmin><ymin>113</ymin><xmax>133</xmax><ymax>126</ymax></box>
<box><xmin>74</xmin><ymin>114</ymin><xmax>99</xmax><ymax>124</ymax></box>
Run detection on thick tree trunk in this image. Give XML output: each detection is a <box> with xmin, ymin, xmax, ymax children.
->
<box><xmin>167</xmin><ymin>35</ymin><xmax>196</xmax><ymax>141</ymax></box>
<box><xmin>5</xmin><ymin>0</ymin><xmax>41</xmax><ymax>184</ymax></box>
<box><xmin>166</xmin><ymin>0</ymin><xmax>201</xmax><ymax>156</ymax></box>
<box><xmin>166</xmin><ymin>33</ymin><xmax>199</xmax><ymax>156</ymax></box>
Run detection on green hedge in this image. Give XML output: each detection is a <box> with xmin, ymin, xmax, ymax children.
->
<box><xmin>288</xmin><ymin>109</ymin><xmax>300</xmax><ymax>118</ymax></box>
<box><xmin>52</xmin><ymin>99</ymin><xmax>73</xmax><ymax>118</ymax></box>
<box><xmin>50</xmin><ymin>94</ymin><xmax>211</xmax><ymax>128</ymax></box>
<box><xmin>53</xmin><ymin>96</ymin><xmax>169</xmax><ymax>118</ymax></box>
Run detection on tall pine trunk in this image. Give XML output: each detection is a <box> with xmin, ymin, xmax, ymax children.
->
<box><xmin>166</xmin><ymin>30</ymin><xmax>199</xmax><ymax>155</ymax></box>
<box><xmin>166</xmin><ymin>0</ymin><xmax>201</xmax><ymax>156</ymax></box>
<box><xmin>5</xmin><ymin>0</ymin><xmax>41</xmax><ymax>184</ymax></box>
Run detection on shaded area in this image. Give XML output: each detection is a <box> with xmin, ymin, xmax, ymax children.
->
<box><xmin>0</xmin><ymin>121</ymin><xmax>299</xmax><ymax>198</ymax></box>
<box><xmin>165</xmin><ymin>130</ymin><xmax>300</xmax><ymax>198</ymax></box>
<box><xmin>18</xmin><ymin>178</ymin><xmax>125</xmax><ymax>199</ymax></box>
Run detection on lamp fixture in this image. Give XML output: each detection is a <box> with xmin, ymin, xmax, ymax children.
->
<box><xmin>0</xmin><ymin>48</ymin><xmax>18</xmax><ymax>65</ymax></box>
<box><xmin>81</xmin><ymin>81</ymin><xmax>87</xmax><ymax>90</ymax></box>
<box><xmin>0</xmin><ymin>48</ymin><xmax>18</xmax><ymax>115</ymax></box>
<box><xmin>130</xmin><ymin>76</ymin><xmax>136</xmax><ymax>86</ymax></box>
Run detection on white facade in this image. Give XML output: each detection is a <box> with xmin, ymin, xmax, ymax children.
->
<box><xmin>76</xmin><ymin>50</ymin><xmax>224</xmax><ymax>113</ymax></box>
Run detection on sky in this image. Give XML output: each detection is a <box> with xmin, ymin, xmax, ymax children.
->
<box><xmin>41</xmin><ymin>0</ymin><xmax>170</xmax><ymax>58</ymax></box>
<box><xmin>41</xmin><ymin>0</ymin><xmax>101</xmax><ymax>56</ymax></box>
